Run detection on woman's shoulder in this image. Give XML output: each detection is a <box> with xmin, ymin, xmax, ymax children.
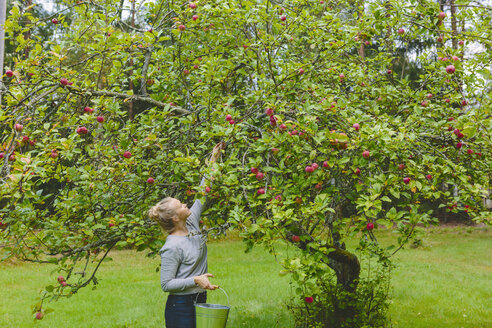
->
<box><xmin>158</xmin><ymin>236</ymin><xmax>182</xmax><ymax>254</ymax></box>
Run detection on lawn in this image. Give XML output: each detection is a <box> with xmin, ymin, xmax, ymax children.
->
<box><xmin>0</xmin><ymin>226</ymin><xmax>490</xmax><ymax>327</ymax></box>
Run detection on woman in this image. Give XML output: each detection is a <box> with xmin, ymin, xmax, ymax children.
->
<box><xmin>148</xmin><ymin>142</ymin><xmax>225</xmax><ymax>328</ymax></box>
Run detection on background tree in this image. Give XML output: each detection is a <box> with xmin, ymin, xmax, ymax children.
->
<box><xmin>1</xmin><ymin>0</ymin><xmax>490</xmax><ymax>326</ymax></box>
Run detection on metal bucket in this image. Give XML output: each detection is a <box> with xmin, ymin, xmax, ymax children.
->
<box><xmin>195</xmin><ymin>287</ymin><xmax>230</xmax><ymax>328</ymax></box>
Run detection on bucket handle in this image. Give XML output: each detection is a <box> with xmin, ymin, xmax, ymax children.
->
<box><xmin>218</xmin><ymin>287</ymin><xmax>230</xmax><ymax>307</ymax></box>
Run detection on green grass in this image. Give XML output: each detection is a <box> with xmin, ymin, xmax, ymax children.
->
<box><xmin>0</xmin><ymin>226</ymin><xmax>490</xmax><ymax>327</ymax></box>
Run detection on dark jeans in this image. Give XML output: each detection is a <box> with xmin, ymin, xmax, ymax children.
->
<box><xmin>165</xmin><ymin>292</ymin><xmax>207</xmax><ymax>328</ymax></box>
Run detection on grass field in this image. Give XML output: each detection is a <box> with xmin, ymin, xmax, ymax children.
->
<box><xmin>0</xmin><ymin>226</ymin><xmax>490</xmax><ymax>327</ymax></box>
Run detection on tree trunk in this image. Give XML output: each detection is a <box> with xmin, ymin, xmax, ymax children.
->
<box><xmin>23</xmin><ymin>0</ymin><xmax>32</xmax><ymax>58</ymax></box>
<box><xmin>127</xmin><ymin>0</ymin><xmax>136</xmax><ymax>120</ymax></box>
<box><xmin>450</xmin><ymin>0</ymin><xmax>458</xmax><ymax>50</ymax></box>
<box><xmin>327</xmin><ymin>229</ymin><xmax>361</xmax><ymax>326</ymax></box>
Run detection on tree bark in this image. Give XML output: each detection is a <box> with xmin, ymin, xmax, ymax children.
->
<box><xmin>450</xmin><ymin>0</ymin><xmax>458</xmax><ymax>50</ymax></box>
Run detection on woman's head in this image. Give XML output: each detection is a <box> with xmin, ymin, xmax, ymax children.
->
<box><xmin>148</xmin><ymin>197</ymin><xmax>191</xmax><ymax>233</ymax></box>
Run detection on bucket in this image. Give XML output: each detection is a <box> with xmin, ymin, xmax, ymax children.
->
<box><xmin>195</xmin><ymin>287</ymin><xmax>230</xmax><ymax>328</ymax></box>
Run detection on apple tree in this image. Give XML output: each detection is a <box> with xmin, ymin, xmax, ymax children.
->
<box><xmin>1</xmin><ymin>0</ymin><xmax>490</xmax><ymax>326</ymax></box>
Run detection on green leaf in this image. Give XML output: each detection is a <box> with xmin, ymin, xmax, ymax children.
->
<box><xmin>381</xmin><ymin>196</ymin><xmax>392</xmax><ymax>202</ymax></box>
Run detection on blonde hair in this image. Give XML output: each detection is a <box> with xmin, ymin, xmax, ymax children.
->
<box><xmin>148</xmin><ymin>197</ymin><xmax>177</xmax><ymax>233</ymax></box>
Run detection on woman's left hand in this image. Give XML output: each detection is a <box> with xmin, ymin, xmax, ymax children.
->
<box><xmin>194</xmin><ymin>273</ymin><xmax>219</xmax><ymax>290</ymax></box>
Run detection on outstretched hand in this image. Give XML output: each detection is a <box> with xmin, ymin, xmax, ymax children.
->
<box><xmin>210</xmin><ymin>142</ymin><xmax>227</xmax><ymax>162</ymax></box>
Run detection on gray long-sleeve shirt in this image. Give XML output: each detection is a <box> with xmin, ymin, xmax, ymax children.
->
<box><xmin>159</xmin><ymin>179</ymin><xmax>209</xmax><ymax>295</ymax></box>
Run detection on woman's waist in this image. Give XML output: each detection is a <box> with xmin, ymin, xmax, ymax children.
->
<box><xmin>168</xmin><ymin>291</ymin><xmax>207</xmax><ymax>304</ymax></box>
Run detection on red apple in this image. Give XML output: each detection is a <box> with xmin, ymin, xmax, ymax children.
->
<box><xmin>9</xmin><ymin>154</ymin><xmax>15</xmax><ymax>161</ymax></box>
<box><xmin>229</xmin><ymin>120</ymin><xmax>235</xmax><ymax>125</ymax></box>
<box><xmin>305</xmin><ymin>296</ymin><xmax>314</xmax><ymax>303</ymax></box>
<box><xmin>52</xmin><ymin>18</ymin><xmax>59</xmax><ymax>24</ymax></box>
<box><xmin>35</xmin><ymin>312</ymin><xmax>44</xmax><ymax>320</ymax></box>
<box><xmin>183</xmin><ymin>69</ymin><xmax>190</xmax><ymax>75</ymax></box>
<box><xmin>60</xmin><ymin>78</ymin><xmax>69</xmax><ymax>86</ymax></box>
<box><xmin>355</xmin><ymin>168</ymin><xmax>361</xmax><ymax>175</ymax></box>
<box><xmin>387</xmin><ymin>69</ymin><xmax>392</xmax><ymax>74</ymax></box>
<box><xmin>426</xmin><ymin>174</ymin><xmax>432</xmax><ymax>180</ymax></box>
<box><xmin>315</xmin><ymin>182</ymin><xmax>323</xmax><ymax>190</ymax></box>
<box><xmin>312</xmin><ymin>163</ymin><xmax>319</xmax><ymax>170</ymax></box>
<box><xmin>123</xmin><ymin>151</ymin><xmax>132</xmax><ymax>158</ymax></box>
<box><xmin>147</xmin><ymin>177</ymin><xmax>155</xmax><ymax>184</ymax></box>
<box><xmin>452</xmin><ymin>56</ymin><xmax>459</xmax><ymax>61</ymax></box>
<box><xmin>50</xmin><ymin>151</ymin><xmax>58</xmax><ymax>159</ymax></box>
<box><xmin>192</xmin><ymin>15</ymin><xmax>198</xmax><ymax>21</ymax></box>
<box><xmin>437</xmin><ymin>36</ymin><xmax>443</xmax><ymax>43</ymax></box>
<box><xmin>362</xmin><ymin>150</ymin><xmax>370</xmax><ymax>159</ymax></box>
<box><xmin>403</xmin><ymin>177</ymin><xmax>411</xmax><ymax>184</ymax></box>
<box><xmin>57</xmin><ymin>276</ymin><xmax>65</xmax><ymax>283</ymax></box>
<box><xmin>421</xmin><ymin>100</ymin><xmax>428</xmax><ymax>107</ymax></box>
<box><xmin>438</xmin><ymin>11</ymin><xmax>446</xmax><ymax>20</ymax></box>
<box><xmin>458</xmin><ymin>40</ymin><xmax>464</xmax><ymax>46</ymax></box>
<box><xmin>446</xmin><ymin>65</ymin><xmax>455</xmax><ymax>74</ymax></box>
<box><xmin>457</xmin><ymin>132</ymin><xmax>464</xmax><ymax>139</ymax></box>
<box><xmin>226</xmin><ymin>114</ymin><xmax>232</xmax><ymax>121</ymax></box>
<box><xmin>339</xmin><ymin>73</ymin><xmax>345</xmax><ymax>80</ymax></box>
<box><xmin>5</xmin><ymin>70</ymin><xmax>13</xmax><ymax>77</ymax></box>
<box><xmin>467</xmin><ymin>149</ymin><xmax>473</xmax><ymax>155</ymax></box>
<box><xmin>61</xmin><ymin>281</ymin><xmax>68</xmax><ymax>287</ymax></box>
<box><xmin>397</xmin><ymin>28</ymin><xmax>405</xmax><ymax>35</ymax></box>
<box><xmin>189</xmin><ymin>2</ymin><xmax>197</xmax><ymax>9</ymax></box>
<box><xmin>461</xmin><ymin>100</ymin><xmax>468</xmax><ymax>106</ymax></box>
<box><xmin>109</xmin><ymin>222</ymin><xmax>115</xmax><ymax>227</ymax></box>
<box><xmin>322</xmin><ymin>161</ymin><xmax>329</xmax><ymax>168</ymax></box>
<box><xmin>0</xmin><ymin>152</ymin><xmax>3</xmax><ymax>159</ymax></box>
<box><xmin>266</xmin><ymin>108</ymin><xmax>274</xmax><ymax>116</ymax></box>
<box><xmin>427</xmin><ymin>93</ymin><xmax>433</xmax><ymax>98</ymax></box>
<box><xmin>453</xmin><ymin>128</ymin><xmax>460</xmax><ymax>135</ymax></box>
<box><xmin>256</xmin><ymin>172</ymin><xmax>265</xmax><ymax>180</ymax></box>
<box><xmin>305</xmin><ymin>166</ymin><xmax>314</xmax><ymax>173</ymax></box>
<box><xmin>84</xmin><ymin>106</ymin><xmax>93</xmax><ymax>113</ymax></box>
<box><xmin>15</xmin><ymin>124</ymin><xmax>23</xmax><ymax>132</ymax></box>
<box><xmin>398</xmin><ymin>164</ymin><xmax>405</xmax><ymax>170</ymax></box>
<box><xmin>269</xmin><ymin>115</ymin><xmax>277</xmax><ymax>127</ymax></box>
<box><xmin>292</xmin><ymin>235</ymin><xmax>300</xmax><ymax>242</ymax></box>
<box><xmin>366</xmin><ymin>222</ymin><xmax>374</xmax><ymax>231</ymax></box>
<box><xmin>353</xmin><ymin>123</ymin><xmax>360</xmax><ymax>131</ymax></box>
<box><xmin>178</xmin><ymin>24</ymin><xmax>186</xmax><ymax>31</ymax></box>
<box><xmin>251</xmin><ymin>167</ymin><xmax>259</xmax><ymax>174</ymax></box>
<box><xmin>205</xmin><ymin>186</ymin><xmax>211</xmax><ymax>192</ymax></box>
<box><xmin>96</xmin><ymin>116</ymin><xmax>104</xmax><ymax>123</ymax></box>
<box><xmin>445</xmin><ymin>98</ymin><xmax>450</xmax><ymax>103</ymax></box>
<box><xmin>280</xmin><ymin>15</ymin><xmax>286</xmax><ymax>21</ymax></box>
<box><xmin>257</xmin><ymin>188</ymin><xmax>265</xmax><ymax>195</ymax></box>
<box><xmin>77</xmin><ymin>126</ymin><xmax>88</xmax><ymax>135</ymax></box>
<box><xmin>279</xmin><ymin>123</ymin><xmax>287</xmax><ymax>130</ymax></box>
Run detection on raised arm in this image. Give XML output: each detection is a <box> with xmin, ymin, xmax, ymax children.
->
<box><xmin>187</xmin><ymin>142</ymin><xmax>226</xmax><ymax>230</ymax></box>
